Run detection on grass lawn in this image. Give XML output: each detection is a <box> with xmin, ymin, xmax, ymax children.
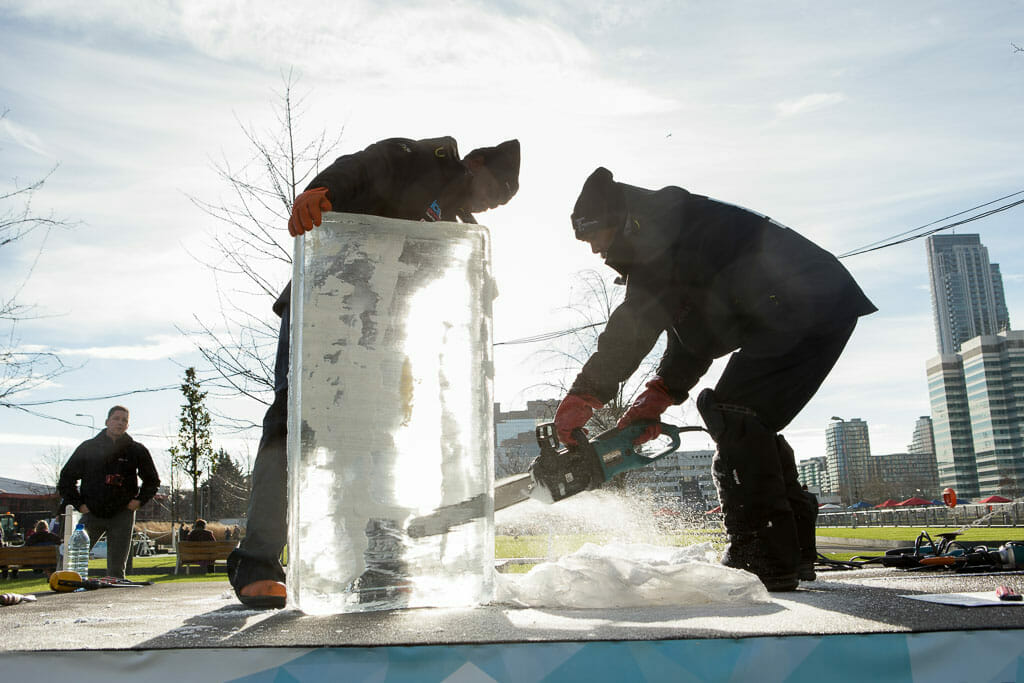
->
<box><xmin>495</xmin><ymin>530</ymin><xmax>725</xmax><ymax>559</ymax></box>
<box><xmin>817</xmin><ymin>527</ymin><xmax>1024</xmax><ymax>542</ymax></box>
<box><xmin>5</xmin><ymin>526</ymin><xmax>1013</xmax><ymax>594</ymax></box>
<box><xmin>0</xmin><ymin>553</ymin><xmax>229</xmax><ymax>595</ymax></box>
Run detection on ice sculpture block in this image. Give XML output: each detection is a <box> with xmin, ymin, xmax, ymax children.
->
<box><xmin>287</xmin><ymin>212</ymin><xmax>495</xmax><ymax>614</ymax></box>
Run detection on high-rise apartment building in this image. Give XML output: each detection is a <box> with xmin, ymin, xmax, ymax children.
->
<box><xmin>961</xmin><ymin>333</ymin><xmax>1024</xmax><ymax>495</ymax></box>
<box><xmin>927</xmin><ymin>331</ymin><xmax>1024</xmax><ymax>499</ymax></box>
<box><xmin>926</xmin><ymin>353</ymin><xmax>980</xmax><ymax>498</ymax></box>
<box><xmin>493</xmin><ymin>400</ymin><xmax>558</xmax><ymax>476</ymax></box>
<box><xmin>625</xmin><ymin>449</ymin><xmax>718</xmax><ymax>509</ymax></box>
<box><xmin>926</xmin><ymin>234</ymin><xmax>1010</xmax><ymax>354</ymax></box>
<box><xmin>796</xmin><ymin>456</ymin><xmax>830</xmax><ymax>493</ymax></box>
<box><xmin>825</xmin><ymin>418</ymin><xmax>872</xmax><ymax>504</ymax></box>
<box><xmin>907</xmin><ymin>416</ymin><xmax>935</xmax><ymax>456</ymax></box>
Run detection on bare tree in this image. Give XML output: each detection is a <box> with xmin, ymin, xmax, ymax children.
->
<box><xmin>33</xmin><ymin>444</ymin><xmax>69</xmax><ymax>490</ymax></box>
<box><xmin>1</xmin><ymin>108</ymin><xmax>78</xmax><ymax>414</ymax></box>
<box><xmin>184</xmin><ymin>72</ymin><xmax>342</xmax><ymax>431</ymax></box>
<box><xmin>529</xmin><ymin>269</ymin><xmax>665</xmax><ymax>431</ymax></box>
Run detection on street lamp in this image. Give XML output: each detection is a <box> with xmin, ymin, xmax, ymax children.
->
<box><xmin>75</xmin><ymin>413</ymin><xmax>95</xmax><ymax>432</ymax></box>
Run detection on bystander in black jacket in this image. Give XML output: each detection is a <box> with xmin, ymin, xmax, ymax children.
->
<box><xmin>57</xmin><ymin>430</ymin><xmax>160</xmax><ymax>519</ymax></box>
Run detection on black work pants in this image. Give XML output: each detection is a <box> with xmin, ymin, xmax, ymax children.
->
<box><xmin>706</xmin><ymin>320</ymin><xmax>857</xmax><ymax>576</ymax></box>
<box><xmin>229</xmin><ymin>306</ymin><xmax>290</xmax><ymax>586</ymax></box>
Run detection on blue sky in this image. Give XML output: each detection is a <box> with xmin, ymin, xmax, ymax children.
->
<box><xmin>1</xmin><ymin>1</ymin><xmax>1023</xmax><ymax>484</ymax></box>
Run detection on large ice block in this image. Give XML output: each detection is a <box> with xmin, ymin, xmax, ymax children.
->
<box><xmin>287</xmin><ymin>212</ymin><xmax>495</xmax><ymax>614</ymax></box>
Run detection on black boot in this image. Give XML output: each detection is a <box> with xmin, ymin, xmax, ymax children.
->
<box><xmin>227</xmin><ymin>550</ymin><xmax>287</xmax><ymax>609</ymax></box>
<box><xmin>777</xmin><ymin>436</ymin><xmax>819</xmax><ymax>581</ymax></box>
<box><xmin>700</xmin><ymin>389</ymin><xmax>800</xmax><ymax>592</ymax></box>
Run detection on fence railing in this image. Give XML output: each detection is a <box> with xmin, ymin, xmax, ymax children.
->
<box><xmin>817</xmin><ymin>502</ymin><xmax>1023</xmax><ymax>528</ymax></box>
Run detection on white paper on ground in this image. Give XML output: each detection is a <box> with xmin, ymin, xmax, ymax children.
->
<box><xmin>900</xmin><ymin>591</ymin><xmax>1024</xmax><ymax>607</ymax></box>
<box><xmin>493</xmin><ymin>541</ymin><xmax>771</xmax><ymax>609</ymax></box>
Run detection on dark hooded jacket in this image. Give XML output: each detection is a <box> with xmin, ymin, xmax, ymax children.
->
<box><xmin>57</xmin><ymin>430</ymin><xmax>160</xmax><ymax>519</ymax></box>
<box><xmin>570</xmin><ymin>183</ymin><xmax>877</xmax><ymax>403</ymax></box>
<box><xmin>273</xmin><ymin>136</ymin><xmax>475</xmax><ymax>316</ymax></box>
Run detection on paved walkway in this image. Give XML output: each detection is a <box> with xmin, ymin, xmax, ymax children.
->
<box><xmin>2</xmin><ymin>568</ymin><xmax>1024</xmax><ymax>651</ymax></box>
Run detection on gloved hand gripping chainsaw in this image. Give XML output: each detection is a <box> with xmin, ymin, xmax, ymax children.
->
<box><xmin>407</xmin><ymin>421</ymin><xmax>704</xmax><ymax>538</ymax></box>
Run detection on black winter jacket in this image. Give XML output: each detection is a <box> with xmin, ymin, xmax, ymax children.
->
<box><xmin>570</xmin><ymin>184</ymin><xmax>877</xmax><ymax>403</ymax></box>
<box><xmin>57</xmin><ymin>430</ymin><xmax>160</xmax><ymax>519</ymax></box>
<box><xmin>273</xmin><ymin>136</ymin><xmax>475</xmax><ymax>316</ymax></box>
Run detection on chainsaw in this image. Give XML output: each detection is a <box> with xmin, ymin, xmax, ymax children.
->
<box><xmin>406</xmin><ymin>421</ymin><xmax>704</xmax><ymax>538</ymax></box>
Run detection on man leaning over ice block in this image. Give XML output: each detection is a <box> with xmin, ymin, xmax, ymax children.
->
<box><xmin>227</xmin><ymin>136</ymin><xmax>521</xmax><ymax>609</ymax></box>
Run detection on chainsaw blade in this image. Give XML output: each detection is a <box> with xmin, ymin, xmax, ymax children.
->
<box><xmin>405</xmin><ymin>472</ymin><xmax>535</xmax><ymax>539</ymax></box>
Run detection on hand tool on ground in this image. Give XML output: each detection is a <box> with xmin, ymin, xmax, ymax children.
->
<box><xmin>817</xmin><ymin>530</ymin><xmax>1024</xmax><ymax>574</ymax></box>
<box><xmin>49</xmin><ymin>571</ymin><xmax>151</xmax><ymax>592</ymax></box>
<box><xmin>406</xmin><ymin>421</ymin><xmax>704</xmax><ymax>538</ymax></box>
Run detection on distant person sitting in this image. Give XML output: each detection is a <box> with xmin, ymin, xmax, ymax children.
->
<box><xmin>186</xmin><ymin>519</ymin><xmax>217</xmax><ymax>573</ymax></box>
<box><xmin>26</xmin><ymin>520</ymin><xmax>61</xmax><ymax>546</ymax></box>
<box><xmin>24</xmin><ymin>520</ymin><xmax>61</xmax><ymax>576</ymax></box>
<box><xmin>187</xmin><ymin>519</ymin><xmax>217</xmax><ymax>543</ymax></box>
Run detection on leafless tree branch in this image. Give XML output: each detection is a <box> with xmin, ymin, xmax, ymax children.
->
<box><xmin>183</xmin><ymin>71</ymin><xmax>343</xmax><ymax>430</ymax></box>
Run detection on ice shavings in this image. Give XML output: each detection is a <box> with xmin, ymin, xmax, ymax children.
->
<box><xmin>493</xmin><ymin>541</ymin><xmax>770</xmax><ymax>608</ymax></box>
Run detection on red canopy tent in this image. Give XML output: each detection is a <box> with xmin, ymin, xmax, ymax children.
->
<box><xmin>897</xmin><ymin>497</ymin><xmax>932</xmax><ymax>507</ymax></box>
<box><xmin>978</xmin><ymin>495</ymin><xmax>1012</xmax><ymax>504</ymax></box>
<box><xmin>874</xmin><ymin>499</ymin><xmax>899</xmax><ymax>508</ymax></box>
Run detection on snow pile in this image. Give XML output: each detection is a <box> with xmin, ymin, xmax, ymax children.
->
<box><xmin>493</xmin><ymin>541</ymin><xmax>770</xmax><ymax>609</ymax></box>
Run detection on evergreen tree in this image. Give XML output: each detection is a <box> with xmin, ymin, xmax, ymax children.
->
<box><xmin>170</xmin><ymin>367</ymin><xmax>214</xmax><ymax>518</ymax></box>
<box><xmin>200</xmin><ymin>448</ymin><xmax>250</xmax><ymax>520</ymax></box>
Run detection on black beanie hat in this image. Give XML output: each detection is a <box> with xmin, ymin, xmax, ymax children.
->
<box><xmin>467</xmin><ymin>139</ymin><xmax>520</xmax><ymax>204</ymax></box>
<box><xmin>571</xmin><ymin>167</ymin><xmax>621</xmax><ymax>239</ymax></box>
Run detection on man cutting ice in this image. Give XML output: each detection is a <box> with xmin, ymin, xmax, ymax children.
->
<box><xmin>553</xmin><ymin>167</ymin><xmax>876</xmax><ymax>592</ymax></box>
<box><xmin>228</xmin><ymin>136</ymin><xmax>520</xmax><ymax>608</ymax></box>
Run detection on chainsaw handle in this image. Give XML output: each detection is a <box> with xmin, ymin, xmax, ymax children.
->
<box><xmin>599</xmin><ymin>421</ymin><xmax>704</xmax><ymax>462</ymax></box>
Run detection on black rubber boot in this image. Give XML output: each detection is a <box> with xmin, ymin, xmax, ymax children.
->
<box><xmin>777</xmin><ymin>436</ymin><xmax>819</xmax><ymax>581</ymax></box>
<box><xmin>700</xmin><ymin>389</ymin><xmax>801</xmax><ymax>592</ymax></box>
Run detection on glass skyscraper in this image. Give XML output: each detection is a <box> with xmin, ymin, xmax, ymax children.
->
<box><xmin>926</xmin><ymin>234</ymin><xmax>1010</xmax><ymax>354</ymax></box>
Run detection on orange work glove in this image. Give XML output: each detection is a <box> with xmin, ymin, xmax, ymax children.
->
<box><xmin>288</xmin><ymin>187</ymin><xmax>332</xmax><ymax>237</ymax></box>
<box><xmin>554</xmin><ymin>393</ymin><xmax>603</xmax><ymax>446</ymax></box>
<box><xmin>616</xmin><ymin>377</ymin><xmax>676</xmax><ymax>445</ymax></box>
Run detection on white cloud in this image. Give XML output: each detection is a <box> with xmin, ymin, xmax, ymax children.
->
<box><xmin>21</xmin><ymin>334</ymin><xmax>202</xmax><ymax>361</ymax></box>
<box><xmin>1</xmin><ymin>116</ymin><xmax>52</xmax><ymax>158</ymax></box>
<box><xmin>774</xmin><ymin>92</ymin><xmax>847</xmax><ymax>118</ymax></box>
<box><xmin>0</xmin><ymin>431</ymin><xmax>80</xmax><ymax>447</ymax></box>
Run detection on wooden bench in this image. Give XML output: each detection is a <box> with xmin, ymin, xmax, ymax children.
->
<box><xmin>0</xmin><ymin>545</ymin><xmax>60</xmax><ymax>577</ymax></box>
<box><xmin>175</xmin><ymin>540</ymin><xmax>238</xmax><ymax>574</ymax></box>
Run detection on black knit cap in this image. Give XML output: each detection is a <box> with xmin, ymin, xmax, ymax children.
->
<box><xmin>571</xmin><ymin>167</ymin><xmax>620</xmax><ymax>239</ymax></box>
<box><xmin>467</xmin><ymin>139</ymin><xmax>520</xmax><ymax>204</ymax></box>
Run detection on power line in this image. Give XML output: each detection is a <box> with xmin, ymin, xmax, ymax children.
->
<box><xmin>837</xmin><ymin>190</ymin><xmax>1024</xmax><ymax>259</ymax></box>
<box><xmin>493</xmin><ymin>322</ymin><xmax>604</xmax><ymax>346</ymax></box>
<box><xmin>14</xmin><ymin>188</ymin><xmax>1024</xmax><ymax>427</ymax></box>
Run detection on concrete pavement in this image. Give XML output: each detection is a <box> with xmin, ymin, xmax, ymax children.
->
<box><xmin>2</xmin><ymin>567</ymin><xmax>1024</xmax><ymax>651</ymax></box>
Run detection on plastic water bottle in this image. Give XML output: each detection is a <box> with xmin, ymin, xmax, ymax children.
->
<box><xmin>67</xmin><ymin>523</ymin><xmax>90</xmax><ymax>578</ymax></box>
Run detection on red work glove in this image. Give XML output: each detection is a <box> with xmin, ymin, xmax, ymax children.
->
<box><xmin>554</xmin><ymin>393</ymin><xmax>603</xmax><ymax>446</ymax></box>
<box><xmin>288</xmin><ymin>187</ymin><xmax>332</xmax><ymax>237</ymax></box>
<box><xmin>617</xmin><ymin>377</ymin><xmax>676</xmax><ymax>445</ymax></box>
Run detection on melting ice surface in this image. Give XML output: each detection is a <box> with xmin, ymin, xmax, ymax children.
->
<box><xmin>289</xmin><ymin>214</ymin><xmax>494</xmax><ymax>615</ymax></box>
<box><xmin>492</xmin><ymin>490</ymin><xmax>770</xmax><ymax>609</ymax></box>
